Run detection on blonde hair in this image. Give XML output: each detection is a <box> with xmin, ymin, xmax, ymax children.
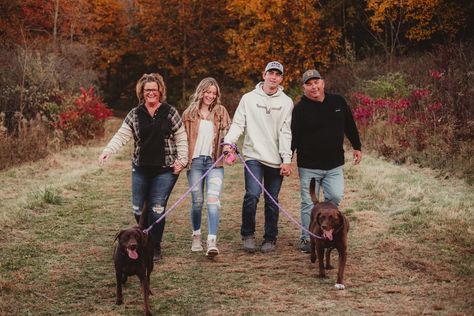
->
<box><xmin>187</xmin><ymin>77</ymin><xmax>222</xmax><ymax>114</ymax></box>
<box><xmin>135</xmin><ymin>73</ymin><xmax>167</xmax><ymax>104</ymax></box>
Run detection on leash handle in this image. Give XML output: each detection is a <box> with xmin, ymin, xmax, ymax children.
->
<box><xmin>220</xmin><ymin>142</ymin><xmax>239</xmax><ymax>154</ymax></box>
<box><xmin>220</xmin><ymin>142</ymin><xmax>238</xmax><ymax>164</ymax></box>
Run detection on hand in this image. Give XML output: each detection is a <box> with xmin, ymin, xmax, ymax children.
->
<box><xmin>172</xmin><ymin>160</ymin><xmax>184</xmax><ymax>174</ymax></box>
<box><xmin>280</xmin><ymin>163</ymin><xmax>292</xmax><ymax>177</ymax></box>
<box><xmin>353</xmin><ymin>150</ymin><xmax>362</xmax><ymax>165</ymax></box>
<box><xmin>98</xmin><ymin>152</ymin><xmax>111</xmax><ymax>165</ymax></box>
<box><xmin>223</xmin><ymin>145</ymin><xmax>236</xmax><ymax>165</ymax></box>
<box><xmin>223</xmin><ymin>144</ymin><xmax>235</xmax><ymax>155</ymax></box>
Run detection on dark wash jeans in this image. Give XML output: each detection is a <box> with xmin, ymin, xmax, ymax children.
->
<box><xmin>131</xmin><ymin>163</ymin><xmax>178</xmax><ymax>249</ymax></box>
<box><xmin>241</xmin><ymin>160</ymin><xmax>283</xmax><ymax>241</ymax></box>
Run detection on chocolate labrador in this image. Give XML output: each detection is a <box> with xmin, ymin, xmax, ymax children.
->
<box><xmin>308</xmin><ymin>178</ymin><xmax>349</xmax><ymax>290</ymax></box>
<box><xmin>113</xmin><ymin>204</ymin><xmax>154</xmax><ymax>315</ymax></box>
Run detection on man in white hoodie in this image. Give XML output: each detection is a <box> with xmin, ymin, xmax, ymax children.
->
<box><xmin>223</xmin><ymin>61</ymin><xmax>293</xmax><ymax>253</ymax></box>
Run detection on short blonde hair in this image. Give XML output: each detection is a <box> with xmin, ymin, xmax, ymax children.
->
<box><xmin>136</xmin><ymin>73</ymin><xmax>167</xmax><ymax>104</ymax></box>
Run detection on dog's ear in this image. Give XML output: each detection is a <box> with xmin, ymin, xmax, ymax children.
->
<box><xmin>337</xmin><ymin>210</ymin><xmax>345</xmax><ymax>228</ymax></box>
<box><xmin>316</xmin><ymin>211</ymin><xmax>322</xmax><ymax>226</ymax></box>
<box><xmin>132</xmin><ymin>227</ymin><xmax>143</xmax><ymax>242</ymax></box>
<box><xmin>342</xmin><ymin>211</ymin><xmax>349</xmax><ymax>231</ymax></box>
<box><xmin>133</xmin><ymin>227</ymin><xmax>149</xmax><ymax>245</ymax></box>
<box><xmin>114</xmin><ymin>230</ymin><xmax>124</xmax><ymax>243</ymax></box>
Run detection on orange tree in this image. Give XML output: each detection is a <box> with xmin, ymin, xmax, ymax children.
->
<box><xmin>225</xmin><ymin>0</ymin><xmax>341</xmax><ymax>88</ymax></box>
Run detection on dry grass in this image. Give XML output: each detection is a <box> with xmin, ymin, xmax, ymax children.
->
<box><xmin>0</xmin><ymin>118</ymin><xmax>473</xmax><ymax>315</ymax></box>
<box><xmin>0</xmin><ymin>115</ymin><xmax>57</xmax><ymax>170</ymax></box>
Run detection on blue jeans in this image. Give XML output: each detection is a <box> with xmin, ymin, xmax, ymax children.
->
<box><xmin>242</xmin><ymin>160</ymin><xmax>283</xmax><ymax>241</ymax></box>
<box><xmin>187</xmin><ymin>156</ymin><xmax>224</xmax><ymax>236</ymax></box>
<box><xmin>132</xmin><ymin>164</ymin><xmax>179</xmax><ymax>249</ymax></box>
<box><xmin>298</xmin><ymin>166</ymin><xmax>344</xmax><ymax>240</ymax></box>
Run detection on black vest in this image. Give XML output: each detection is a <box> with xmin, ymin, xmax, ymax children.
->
<box><xmin>136</xmin><ymin>103</ymin><xmax>171</xmax><ymax>167</ymax></box>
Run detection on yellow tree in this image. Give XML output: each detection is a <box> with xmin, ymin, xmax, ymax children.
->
<box><xmin>366</xmin><ymin>0</ymin><xmax>466</xmax><ymax>56</ymax></box>
<box><xmin>225</xmin><ymin>0</ymin><xmax>341</xmax><ymax>86</ymax></box>
<box><xmin>78</xmin><ymin>0</ymin><xmax>129</xmax><ymax>71</ymax></box>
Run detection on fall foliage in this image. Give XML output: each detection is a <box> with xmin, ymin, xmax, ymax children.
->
<box><xmin>0</xmin><ymin>0</ymin><xmax>472</xmax><ymax>177</ymax></box>
<box><xmin>1</xmin><ymin>0</ymin><xmax>470</xmax><ymax>98</ymax></box>
<box><xmin>225</xmin><ymin>0</ymin><xmax>341</xmax><ymax>86</ymax></box>
<box><xmin>366</xmin><ymin>0</ymin><xmax>467</xmax><ymax>55</ymax></box>
<box><xmin>131</xmin><ymin>0</ymin><xmax>229</xmax><ymax>103</ymax></box>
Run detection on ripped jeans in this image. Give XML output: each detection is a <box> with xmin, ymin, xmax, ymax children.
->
<box><xmin>132</xmin><ymin>163</ymin><xmax>179</xmax><ymax>249</ymax></box>
<box><xmin>187</xmin><ymin>156</ymin><xmax>224</xmax><ymax>236</ymax></box>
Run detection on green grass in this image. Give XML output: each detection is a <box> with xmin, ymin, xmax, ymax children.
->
<box><xmin>26</xmin><ymin>187</ymin><xmax>63</xmax><ymax>209</ymax></box>
<box><xmin>0</xmin><ymin>142</ymin><xmax>473</xmax><ymax>315</ymax></box>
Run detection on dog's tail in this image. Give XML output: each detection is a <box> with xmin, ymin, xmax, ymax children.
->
<box><xmin>309</xmin><ymin>178</ymin><xmax>318</xmax><ymax>204</ymax></box>
<box><xmin>138</xmin><ymin>201</ymin><xmax>148</xmax><ymax>229</ymax></box>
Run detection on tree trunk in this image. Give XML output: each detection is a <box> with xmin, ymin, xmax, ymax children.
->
<box><xmin>53</xmin><ymin>0</ymin><xmax>59</xmax><ymax>49</ymax></box>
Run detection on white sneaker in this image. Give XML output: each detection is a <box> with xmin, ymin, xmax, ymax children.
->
<box><xmin>206</xmin><ymin>235</ymin><xmax>219</xmax><ymax>258</ymax></box>
<box><xmin>191</xmin><ymin>234</ymin><xmax>203</xmax><ymax>252</ymax></box>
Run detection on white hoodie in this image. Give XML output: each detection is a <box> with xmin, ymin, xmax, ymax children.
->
<box><xmin>224</xmin><ymin>82</ymin><xmax>293</xmax><ymax>168</ymax></box>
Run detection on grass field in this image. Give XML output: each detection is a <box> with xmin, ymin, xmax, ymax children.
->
<box><xmin>1</xmin><ymin>118</ymin><xmax>473</xmax><ymax>315</ymax></box>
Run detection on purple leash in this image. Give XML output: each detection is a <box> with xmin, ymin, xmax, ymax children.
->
<box><xmin>143</xmin><ymin>153</ymin><xmax>225</xmax><ymax>234</ymax></box>
<box><xmin>231</xmin><ymin>148</ymin><xmax>325</xmax><ymax>240</ymax></box>
<box><xmin>142</xmin><ymin>142</ymin><xmax>324</xmax><ymax>240</ymax></box>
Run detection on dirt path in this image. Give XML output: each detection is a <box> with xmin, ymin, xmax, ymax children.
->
<box><xmin>0</xmin><ymin>119</ymin><xmax>472</xmax><ymax>315</ymax></box>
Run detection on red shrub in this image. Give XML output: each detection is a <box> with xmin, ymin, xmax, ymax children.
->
<box><xmin>56</xmin><ymin>86</ymin><xmax>112</xmax><ymax>143</ymax></box>
<box><xmin>429</xmin><ymin>70</ymin><xmax>444</xmax><ymax>80</ymax></box>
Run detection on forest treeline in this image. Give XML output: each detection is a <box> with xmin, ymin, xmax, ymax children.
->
<box><xmin>2</xmin><ymin>0</ymin><xmax>472</xmax><ymax>106</ymax></box>
<box><xmin>0</xmin><ymin>0</ymin><xmax>473</xmax><ymax>181</ymax></box>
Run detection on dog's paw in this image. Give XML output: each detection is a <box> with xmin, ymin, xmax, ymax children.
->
<box><xmin>115</xmin><ymin>298</ymin><xmax>123</xmax><ymax>305</ymax></box>
<box><xmin>334</xmin><ymin>283</ymin><xmax>345</xmax><ymax>290</ymax></box>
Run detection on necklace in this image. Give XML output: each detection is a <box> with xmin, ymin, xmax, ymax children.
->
<box><xmin>146</xmin><ymin>103</ymin><xmax>160</xmax><ymax>117</ymax></box>
<box><xmin>200</xmin><ymin>108</ymin><xmax>210</xmax><ymax>120</ymax></box>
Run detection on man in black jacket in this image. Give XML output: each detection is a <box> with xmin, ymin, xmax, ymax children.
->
<box><xmin>291</xmin><ymin>69</ymin><xmax>362</xmax><ymax>253</ymax></box>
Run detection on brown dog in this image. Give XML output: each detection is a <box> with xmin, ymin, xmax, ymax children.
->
<box><xmin>113</xmin><ymin>204</ymin><xmax>154</xmax><ymax>315</ymax></box>
<box><xmin>308</xmin><ymin>178</ymin><xmax>349</xmax><ymax>290</ymax></box>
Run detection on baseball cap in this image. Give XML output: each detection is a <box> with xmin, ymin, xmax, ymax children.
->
<box><xmin>302</xmin><ymin>69</ymin><xmax>322</xmax><ymax>83</ymax></box>
<box><xmin>264</xmin><ymin>61</ymin><xmax>284</xmax><ymax>74</ymax></box>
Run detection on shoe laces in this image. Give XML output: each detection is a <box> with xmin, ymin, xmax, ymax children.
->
<box><xmin>192</xmin><ymin>234</ymin><xmax>201</xmax><ymax>245</ymax></box>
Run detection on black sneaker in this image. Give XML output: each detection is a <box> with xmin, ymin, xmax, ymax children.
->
<box><xmin>299</xmin><ymin>239</ymin><xmax>311</xmax><ymax>253</ymax></box>
<box><xmin>153</xmin><ymin>247</ymin><xmax>161</xmax><ymax>261</ymax></box>
<box><xmin>261</xmin><ymin>240</ymin><xmax>276</xmax><ymax>253</ymax></box>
